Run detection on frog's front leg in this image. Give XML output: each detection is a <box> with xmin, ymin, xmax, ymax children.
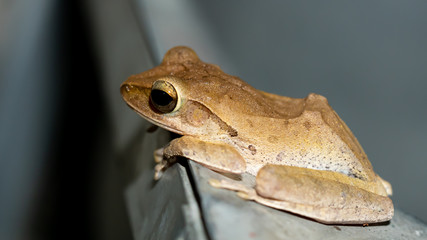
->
<box><xmin>254</xmin><ymin>165</ymin><xmax>394</xmax><ymax>224</ymax></box>
<box><xmin>154</xmin><ymin>136</ymin><xmax>246</xmax><ymax>180</ymax></box>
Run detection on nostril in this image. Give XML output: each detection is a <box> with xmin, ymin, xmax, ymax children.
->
<box><xmin>121</xmin><ymin>84</ymin><xmax>130</xmax><ymax>92</ymax></box>
<box><xmin>120</xmin><ymin>84</ymin><xmax>135</xmax><ymax>95</ymax></box>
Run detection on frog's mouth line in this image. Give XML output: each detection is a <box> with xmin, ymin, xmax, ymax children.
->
<box><xmin>122</xmin><ymin>99</ymin><xmax>185</xmax><ymax>136</ymax></box>
<box><xmin>135</xmin><ymin>110</ymin><xmax>186</xmax><ymax>136</ymax></box>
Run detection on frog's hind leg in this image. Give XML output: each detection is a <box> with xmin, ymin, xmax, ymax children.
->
<box><xmin>208</xmin><ymin>177</ymin><xmax>319</xmax><ymax>215</ymax></box>
<box><xmin>253</xmin><ymin>165</ymin><xmax>394</xmax><ymax>224</ymax></box>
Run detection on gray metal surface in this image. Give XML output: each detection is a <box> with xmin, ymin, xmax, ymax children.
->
<box><xmin>189</xmin><ymin>161</ymin><xmax>427</xmax><ymax>240</ymax></box>
<box><xmin>120</xmin><ymin>127</ymin><xmax>207</xmax><ymax>240</ymax></box>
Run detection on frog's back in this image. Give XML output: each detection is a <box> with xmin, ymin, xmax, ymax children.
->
<box><xmin>167</xmin><ymin>53</ymin><xmax>380</xmax><ymax>185</ymax></box>
<box><xmin>256</xmin><ymin>91</ymin><xmax>387</xmax><ymax>187</ymax></box>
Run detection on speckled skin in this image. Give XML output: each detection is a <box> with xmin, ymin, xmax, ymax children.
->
<box><xmin>121</xmin><ymin>46</ymin><xmax>393</xmax><ymax>224</ymax></box>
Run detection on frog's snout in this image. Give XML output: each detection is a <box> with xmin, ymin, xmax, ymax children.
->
<box><xmin>120</xmin><ymin>83</ymin><xmax>150</xmax><ymax>108</ymax></box>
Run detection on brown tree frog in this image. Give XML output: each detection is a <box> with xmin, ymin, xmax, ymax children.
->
<box><xmin>120</xmin><ymin>46</ymin><xmax>393</xmax><ymax>224</ymax></box>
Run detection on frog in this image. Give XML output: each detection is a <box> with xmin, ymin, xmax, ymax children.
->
<box><xmin>120</xmin><ymin>46</ymin><xmax>393</xmax><ymax>224</ymax></box>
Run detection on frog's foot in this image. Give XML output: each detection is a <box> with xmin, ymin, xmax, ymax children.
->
<box><xmin>208</xmin><ymin>179</ymin><xmax>257</xmax><ymax>201</ymax></box>
<box><xmin>153</xmin><ymin>147</ymin><xmax>177</xmax><ymax>180</ymax></box>
<box><xmin>153</xmin><ymin>157</ymin><xmax>177</xmax><ymax>180</ymax></box>
<box><xmin>253</xmin><ymin>164</ymin><xmax>394</xmax><ymax>224</ymax></box>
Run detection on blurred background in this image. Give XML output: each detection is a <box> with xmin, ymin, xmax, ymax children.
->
<box><xmin>1</xmin><ymin>0</ymin><xmax>426</xmax><ymax>239</ymax></box>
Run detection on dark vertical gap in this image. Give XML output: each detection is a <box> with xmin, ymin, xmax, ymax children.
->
<box><xmin>180</xmin><ymin>160</ymin><xmax>212</xmax><ymax>240</ymax></box>
<box><xmin>31</xmin><ymin>0</ymin><xmax>104</xmax><ymax>239</ymax></box>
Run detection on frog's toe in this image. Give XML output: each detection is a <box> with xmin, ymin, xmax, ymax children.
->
<box><xmin>153</xmin><ymin>170</ymin><xmax>163</xmax><ymax>181</ymax></box>
<box><xmin>153</xmin><ymin>148</ymin><xmax>164</xmax><ymax>163</ymax></box>
<box><xmin>236</xmin><ymin>190</ymin><xmax>257</xmax><ymax>200</ymax></box>
<box><xmin>209</xmin><ymin>179</ymin><xmax>254</xmax><ymax>194</ymax></box>
<box><xmin>208</xmin><ymin>179</ymin><xmax>222</xmax><ymax>187</ymax></box>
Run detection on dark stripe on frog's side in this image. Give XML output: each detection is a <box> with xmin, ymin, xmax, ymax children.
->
<box><xmin>184</xmin><ymin>100</ymin><xmax>238</xmax><ymax>137</ymax></box>
<box><xmin>275</xmin><ymin>151</ymin><xmax>367</xmax><ymax>181</ymax></box>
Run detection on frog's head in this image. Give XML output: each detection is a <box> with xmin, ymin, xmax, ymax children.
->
<box><xmin>121</xmin><ymin>46</ymin><xmax>282</xmax><ymax>138</ymax></box>
<box><xmin>121</xmin><ymin>46</ymin><xmax>242</xmax><ymax>138</ymax></box>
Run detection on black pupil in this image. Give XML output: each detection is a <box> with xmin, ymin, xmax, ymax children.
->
<box><xmin>151</xmin><ymin>89</ymin><xmax>173</xmax><ymax>106</ymax></box>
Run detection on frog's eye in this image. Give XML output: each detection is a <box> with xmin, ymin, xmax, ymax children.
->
<box><xmin>150</xmin><ymin>80</ymin><xmax>179</xmax><ymax>113</ymax></box>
